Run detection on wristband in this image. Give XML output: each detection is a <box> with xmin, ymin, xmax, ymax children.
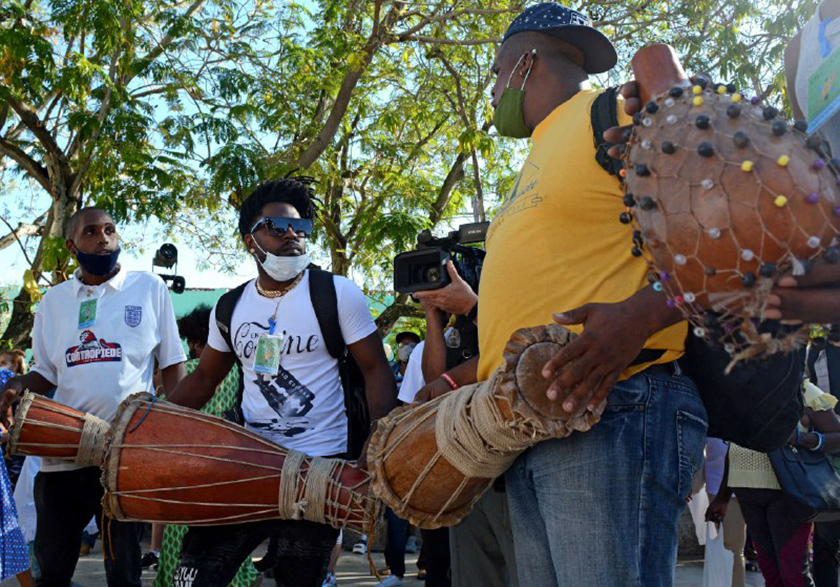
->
<box><xmin>441</xmin><ymin>373</ymin><xmax>459</xmax><ymax>390</ymax></box>
<box><xmin>810</xmin><ymin>431</ymin><xmax>826</xmax><ymax>452</ymax></box>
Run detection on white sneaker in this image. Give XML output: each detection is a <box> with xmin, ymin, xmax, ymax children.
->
<box><xmin>352</xmin><ymin>539</ymin><xmax>368</xmax><ymax>555</ymax></box>
<box><xmin>404</xmin><ymin>535</ymin><xmax>420</xmax><ymax>554</ymax></box>
<box><xmin>376</xmin><ymin>576</ymin><xmax>404</xmax><ymax>587</ymax></box>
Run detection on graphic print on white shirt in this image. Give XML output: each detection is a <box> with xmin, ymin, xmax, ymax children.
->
<box><xmin>207</xmin><ymin>271</ymin><xmax>377</xmax><ymax>457</ymax></box>
<box><xmin>65</xmin><ymin>330</ymin><xmax>123</xmax><ymax>366</ymax></box>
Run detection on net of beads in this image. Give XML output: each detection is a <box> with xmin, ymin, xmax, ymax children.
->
<box><xmin>621</xmin><ymin>82</ymin><xmax>840</xmax><ymax>362</ymax></box>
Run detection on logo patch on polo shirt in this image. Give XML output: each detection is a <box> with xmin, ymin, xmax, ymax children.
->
<box><xmin>124</xmin><ymin>305</ymin><xmax>142</xmax><ymax>327</ymax></box>
<box><xmin>65</xmin><ymin>330</ymin><xmax>123</xmax><ymax>367</ymax></box>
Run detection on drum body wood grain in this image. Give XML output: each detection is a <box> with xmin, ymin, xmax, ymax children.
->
<box><xmin>9</xmin><ymin>392</ymin><xmax>108</xmax><ymax>465</ymax></box>
<box><xmin>102</xmin><ymin>395</ymin><xmax>375</xmax><ymax>533</ymax></box>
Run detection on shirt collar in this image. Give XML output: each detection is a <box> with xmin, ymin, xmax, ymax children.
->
<box><xmin>71</xmin><ymin>266</ymin><xmax>127</xmax><ymax>295</ymax></box>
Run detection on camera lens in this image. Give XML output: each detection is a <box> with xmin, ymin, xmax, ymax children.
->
<box><xmin>424</xmin><ymin>266</ymin><xmax>441</xmax><ymax>282</ymax></box>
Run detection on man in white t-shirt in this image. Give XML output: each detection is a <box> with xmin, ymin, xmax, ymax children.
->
<box><xmin>1</xmin><ymin>207</ymin><xmax>187</xmax><ymax>587</ymax></box>
<box><xmin>166</xmin><ymin>177</ymin><xmax>396</xmax><ymax>587</ymax></box>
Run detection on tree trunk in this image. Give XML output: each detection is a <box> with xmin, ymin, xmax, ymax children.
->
<box><xmin>0</xmin><ymin>179</ymin><xmax>78</xmax><ymax>347</ymax></box>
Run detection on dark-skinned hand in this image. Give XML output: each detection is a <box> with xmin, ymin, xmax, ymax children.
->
<box><xmin>705</xmin><ymin>495</ymin><xmax>729</xmax><ymax>525</ymax></box>
<box><xmin>0</xmin><ymin>377</ymin><xmax>24</xmax><ymax>433</ymax></box>
<box><xmin>413</xmin><ymin>377</ymin><xmax>453</xmax><ymax>404</ymax></box>
<box><xmin>603</xmin><ymin>76</ymin><xmax>710</xmax><ymax>160</ymax></box>
<box><xmin>765</xmin><ymin>257</ymin><xmax>840</xmax><ymax>323</ymax></box>
<box><xmin>541</xmin><ymin>302</ymin><xmax>649</xmax><ymax>415</ymax></box>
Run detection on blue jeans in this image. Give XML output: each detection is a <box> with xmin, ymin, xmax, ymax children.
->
<box><xmin>384</xmin><ymin>508</ymin><xmax>409</xmax><ymax>578</ymax></box>
<box><xmin>505</xmin><ymin>367</ymin><xmax>707</xmax><ymax>587</ymax></box>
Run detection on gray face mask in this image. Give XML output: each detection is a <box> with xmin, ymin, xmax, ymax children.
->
<box><xmin>398</xmin><ymin>343</ymin><xmax>416</xmax><ymax>362</ymax></box>
<box><xmin>253</xmin><ymin>240</ymin><xmax>310</xmax><ymax>281</ymax></box>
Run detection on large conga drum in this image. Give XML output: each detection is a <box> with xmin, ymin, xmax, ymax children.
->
<box><xmin>367</xmin><ymin>324</ymin><xmax>602</xmax><ymax>529</ymax></box>
<box><xmin>102</xmin><ymin>395</ymin><xmax>377</xmax><ymax>534</ymax></box>
<box><xmin>9</xmin><ymin>391</ymin><xmax>109</xmax><ymax>466</ymax></box>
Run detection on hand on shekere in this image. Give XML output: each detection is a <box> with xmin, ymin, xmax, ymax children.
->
<box><xmin>603</xmin><ymin>76</ymin><xmax>711</xmax><ymax>160</ymax></box>
<box><xmin>765</xmin><ymin>257</ymin><xmax>840</xmax><ymax>323</ymax></box>
<box><xmin>541</xmin><ymin>303</ymin><xmax>648</xmax><ymax>415</ymax></box>
<box><xmin>412</xmin><ymin>261</ymin><xmax>477</xmax><ymax>317</ymax></box>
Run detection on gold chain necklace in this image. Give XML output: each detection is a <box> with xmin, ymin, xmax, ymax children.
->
<box><xmin>255</xmin><ymin>272</ymin><xmax>304</xmax><ymax>299</ymax></box>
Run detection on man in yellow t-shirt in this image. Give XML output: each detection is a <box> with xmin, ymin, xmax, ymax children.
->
<box><xmin>415</xmin><ymin>4</ymin><xmax>707</xmax><ymax>585</ymax></box>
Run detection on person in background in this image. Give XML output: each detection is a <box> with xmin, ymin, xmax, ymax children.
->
<box><xmin>0</xmin><ymin>351</ymin><xmax>26</xmax><ymax>377</ymax></box>
<box><xmin>1</xmin><ymin>350</ymin><xmax>28</xmax><ymax>488</ymax></box>
<box><xmin>805</xmin><ymin>332</ymin><xmax>840</xmax><ymax>587</ymax></box>
<box><xmin>0</xmin><ymin>368</ymin><xmax>33</xmax><ymax>587</ymax></box>
<box><xmin>153</xmin><ymin>304</ymin><xmax>257</xmax><ymax>587</ymax></box>
<box><xmin>0</xmin><ymin>207</ymin><xmax>187</xmax><ymax>587</ymax></box>
<box><xmin>414</xmin><ymin>264</ymin><xmax>518</xmax><ymax>587</ymax></box>
<box><xmin>392</xmin><ymin>332</ymin><xmax>420</xmax><ymax>391</ymax></box>
<box><xmin>784</xmin><ymin>0</ymin><xmax>840</xmax><ymax>151</ymax></box>
<box><xmin>708</xmin><ymin>381</ymin><xmax>840</xmax><ymax>587</ymax></box>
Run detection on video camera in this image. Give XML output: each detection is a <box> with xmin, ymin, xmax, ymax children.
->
<box><xmin>393</xmin><ymin>222</ymin><xmax>489</xmax><ymax>294</ymax></box>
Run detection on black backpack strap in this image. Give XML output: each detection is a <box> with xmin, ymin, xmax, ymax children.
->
<box><xmin>308</xmin><ymin>269</ymin><xmax>345</xmax><ymax>359</ymax></box>
<box><xmin>591</xmin><ymin>86</ymin><xmax>624</xmax><ymax>177</ymax></box>
<box><xmin>215</xmin><ymin>281</ymin><xmax>249</xmax><ymax>412</ymax></box>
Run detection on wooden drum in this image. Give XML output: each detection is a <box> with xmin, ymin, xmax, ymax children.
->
<box><xmin>366</xmin><ymin>324</ymin><xmax>603</xmax><ymax>529</ymax></box>
<box><xmin>9</xmin><ymin>392</ymin><xmax>109</xmax><ymax>466</ymax></box>
<box><xmin>102</xmin><ymin>394</ymin><xmax>377</xmax><ymax>534</ymax></box>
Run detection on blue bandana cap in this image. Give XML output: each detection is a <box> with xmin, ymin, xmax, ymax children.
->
<box><xmin>503</xmin><ymin>3</ymin><xmax>617</xmax><ymax>74</ymax></box>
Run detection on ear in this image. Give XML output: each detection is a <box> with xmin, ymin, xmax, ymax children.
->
<box><xmin>66</xmin><ymin>239</ymin><xmax>77</xmax><ymax>256</ymax></box>
<box><xmin>518</xmin><ymin>49</ymin><xmax>536</xmax><ymax>79</ymax></box>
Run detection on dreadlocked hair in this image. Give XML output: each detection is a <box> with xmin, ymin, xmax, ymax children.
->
<box><xmin>177</xmin><ymin>304</ymin><xmax>212</xmax><ymax>347</ymax></box>
<box><xmin>238</xmin><ymin>176</ymin><xmax>319</xmax><ymax>238</ymax></box>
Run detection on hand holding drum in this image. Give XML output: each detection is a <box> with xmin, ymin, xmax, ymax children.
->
<box><xmin>622</xmin><ymin>44</ymin><xmax>840</xmax><ymax>362</ymax></box>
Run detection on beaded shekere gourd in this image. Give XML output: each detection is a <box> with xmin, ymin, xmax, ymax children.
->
<box><xmin>622</xmin><ymin>45</ymin><xmax>840</xmax><ymax>362</ymax></box>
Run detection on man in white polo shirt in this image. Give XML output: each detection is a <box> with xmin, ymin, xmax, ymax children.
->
<box><xmin>1</xmin><ymin>207</ymin><xmax>186</xmax><ymax>587</ymax></box>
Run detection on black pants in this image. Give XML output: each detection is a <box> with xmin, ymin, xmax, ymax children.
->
<box><xmin>384</xmin><ymin>508</ymin><xmax>409</xmax><ymax>578</ymax></box>
<box><xmin>814</xmin><ymin>520</ymin><xmax>840</xmax><ymax>587</ymax></box>
<box><xmin>177</xmin><ymin>519</ymin><xmax>339</xmax><ymax>587</ymax></box>
<box><xmin>735</xmin><ymin>487</ymin><xmax>814</xmax><ymax>587</ymax></box>
<box><xmin>34</xmin><ymin>467</ymin><xmax>143</xmax><ymax>587</ymax></box>
<box><xmin>420</xmin><ymin>528</ymin><xmax>450</xmax><ymax>587</ymax></box>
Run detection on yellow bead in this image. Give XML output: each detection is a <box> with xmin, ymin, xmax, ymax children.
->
<box><xmin>774</xmin><ymin>195</ymin><xmax>788</xmax><ymax>207</ymax></box>
<box><xmin>731</xmin><ymin>93</ymin><xmax>742</xmax><ymax>103</ymax></box>
<box><xmin>693</xmin><ymin>85</ymin><xmax>703</xmax><ymax>95</ymax></box>
<box><xmin>693</xmin><ymin>96</ymin><xmax>704</xmax><ymax>107</ymax></box>
<box><xmin>777</xmin><ymin>155</ymin><xmax>790</xmax><ymax>166</ymax></box>
<box><xmin>741</xmin><ymin>160</ymin><xmax>754</xmax><ymax>172</ymax></box>
<box><xmin>717</xmin><ymin>85</ymin><xmax>726</xmax><ymax>94</ymax></box>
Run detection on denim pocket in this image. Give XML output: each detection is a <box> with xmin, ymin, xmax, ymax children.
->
<box><xmin>676</xmin><ymin>410</ymin><xmax>707</xmax><ymax>498</ymax></box>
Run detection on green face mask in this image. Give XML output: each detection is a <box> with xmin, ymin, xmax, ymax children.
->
<box><xmin>492</xmin><ymin>50</ymin><xmax>535</xmax><ymax>139</ymax></box>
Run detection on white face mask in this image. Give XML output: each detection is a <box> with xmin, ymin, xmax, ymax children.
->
<box><xmin>253</xmin><ymin>241</ymin><xmax>310</xmax><ymax>281</ymax></box>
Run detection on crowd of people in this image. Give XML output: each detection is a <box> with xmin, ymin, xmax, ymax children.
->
<box><xmin>2</xmin><ymin>1</ymin><xmax>840</xmax><ymax>586</ymax></box>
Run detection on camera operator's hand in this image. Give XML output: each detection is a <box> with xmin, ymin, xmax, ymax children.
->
<box><xmin>765</xmin><ymin>257</ymin><xmax>840</xmax><ymax>324</ymax></box>
<box><xmin>413</xmin><ymin>261</ymin><xmax>478</xmax><ymax>317</ymax></box>
<box><xmin>542</xmin><ymin>297</ymin><xmax>666</xmax><ymax>415</ymax></box>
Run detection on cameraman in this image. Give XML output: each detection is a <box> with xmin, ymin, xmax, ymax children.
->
<box><xmin>413</xmin><ymin>263</ymin><xmax>518</xmax><ymax>587</ymax></box>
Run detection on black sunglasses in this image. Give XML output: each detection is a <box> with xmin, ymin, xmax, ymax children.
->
<box><xmin>250</xmin><ymin>216</ymin><xmax>313</xmax><ymax>237</ymax></box>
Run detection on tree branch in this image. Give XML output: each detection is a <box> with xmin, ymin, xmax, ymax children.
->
<box><xmin>0</xmin><ymin>137</ymin><xmax>51</xmax><ymax>191</ymax></box>
<box><xmin>0</xmin><ymin>212</ymin><xmax>46</xmax><ymax>256</ymax></box>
